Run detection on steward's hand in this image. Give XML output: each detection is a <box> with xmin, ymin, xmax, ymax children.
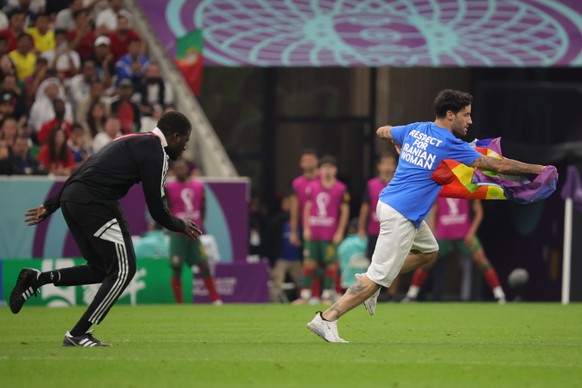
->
<box><xmin>24</xmin><ymin>204</ymin><xmax>49</xmax><ymax>226</ymax></box>
<box><xmin>183</xmin><ymin>219</ymin><xmax>202</xmax><ymax>241</ymax></box>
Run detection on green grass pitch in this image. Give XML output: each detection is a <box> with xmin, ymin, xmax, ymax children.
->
<box><xmin>1</xmin><ymin>303</ymin><xmax>581</xmax><ymax>387</ymax></box>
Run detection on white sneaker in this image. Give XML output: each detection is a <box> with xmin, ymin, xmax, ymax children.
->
<box><xmin>355</xmin><ymin>273</ymin><xmax>379</xmax><ymax>316</ymax></box>
<box><xmin>212</xmin><ymin>300</ymin><xmax>223</xmax><ymax>306</ymax></box>
<box><xmin>306</xmin><ymin>312</ymin><xmax>348</xmax><ymax>343</ymax></box>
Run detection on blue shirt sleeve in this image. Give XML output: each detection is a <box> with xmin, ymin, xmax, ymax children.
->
<box><xmin>447</xmin><ymin>137</ymin><xmax>482</xmax><ymax>166</ymax></box>
<box><xmin>390</xmin><ymin>123</ymin><xmax>416</xmax><ymax>145</ymax></box>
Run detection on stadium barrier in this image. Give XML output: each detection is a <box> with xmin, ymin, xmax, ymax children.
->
<box><xmin>0</xmin><ymin>258</ymin><xmax>269</xmax><ymax>305</ymax></box>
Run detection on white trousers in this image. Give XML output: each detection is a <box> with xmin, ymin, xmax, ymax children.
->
<box><xmin>366</xmin><ymin>202</ymin><xmax>439</xmax><ymax>287</ymax></box>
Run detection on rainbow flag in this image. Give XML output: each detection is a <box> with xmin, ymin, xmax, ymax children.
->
<box><xmin>432</xmin><ymin>138</ymin><xmax>558</xmax><ymax>204</ymax></box>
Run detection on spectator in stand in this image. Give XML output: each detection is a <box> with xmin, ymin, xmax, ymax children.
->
<box><xmin>0</xmin><ymin>51</ymin><xmax>17</xmax><ymax>77</ymax></box>
<box><xmin>110</xmin><ymin>78</ymin><xmax>140</xmax><ymax>134</ymax></box>
<box><xmin>135</xmin><ymin>62</ymin><xmax>174</xmax><ymax>117</ymax></box>
<box><xmin>2</xmin><ymin>72</ymin><xmax>28</xmax><ymax>119</ymax></box>
<box><xmin>67</xmin><ymin>122</ymin><xmax>91</xmax><ymax>168</ymax></box>
<box><xmin>91</xmin><ymin>35</ymin><xmax>113</xmax><ymax>89</ymax></box>
<box><xmin>8</xmin><ymin>32</ymin><xmax>36</xmax><ymax>81</ymax></box>
<box><xmin>26</xmin><ymin>12</ymin><xmax>54</xmax><ymax>54</ymax></box>
<box><xmin>92</xmin><ymin>115</ymin><xmax>119</xmax><ymax>152</ymax></box>
<box><xmin>37</xmin><ymin>97</ymin><xmax>71</xmax><ymax>144</ymax></box>
<box><xmin>9</xmin><ymin>133</ymin><xmax>46</xmax><ymax>175</ymax></box>
<box><xmin>0</xmin><ymin>89</ymin><xmax>18</xmax><ymax>125</ymax></box>
<box><xmin>5</xmin><ymin>0</ymin><xmax>45</xmax><ymax>15</ymax></box>
<box><xmin>37</xmin><ymin>126</ymin><xmax>74</xmax><ymax>176</ymax></box>
<box><xmin>29</xmin><ymin>77</ymin><xmax>73</xmax><ymax>136</ymax></box>
<box><xmin>54</xmin><ymin>0</ymin><xmax>83</xmax><ymax>32</ymax></box>
<box><xmin>41</xmin><ymin>28</ymin><xmax>80</xmax><ymax>79</ymax></box>
<box><xmin>76</xmin><ymin>79</ymin><xmax>107</xmax><ymax>124</ymax></box>
<box><xmin>83</xmin><ymin>99</ymin><xmax>107</xmax><ymax>138</ymax></box>
<box><xmin>95</xmin><ymin>0</ymin><xmax>131</xmax><ymax>35</ymax></box>
<box><xmin>68</xmin><ymin>8</ymin><xmax>95</xmax><ymax>62</ymax></box>
<box><xmin>0</xmin><ymin>116</ymin><xmax>19</xmax><ymax>149</ymax></box>
<box><xmin>108</xmin><ymin>14</ymin><xmax>139</xmax><ymax>62</ymax></box>
<box><xmin>0</xmin><ymin>137</ymin><xmax>12</xmax><ymax>174</ymax></box>
<box><xmin>23</xmin><ymin>54</ymin><xmax>46</xmax><ymax>107</ymax></box>
<box><xmin>0</xmin><ymin>9</ymin><xmax>26</xmax><ymax>52</ymax></box>
<box><xmin>0</xmin><ymin>35</ymin><xmax>9</xmax><ymax>57</ymax></box>
<box><xmin>115</xmin><ymin>37</ymin><xmax>148</xmax><ymax>89</ymax></box>
<box><xmin>4</xmin><ymin>0</ymin><xmax>38</xmax><ymax>29</ymax></box>
<box><xmin>0</xmin><ymin>11</ymin><xmax>8</xmax><ymax>31</ymax></box>
<box><xmin>140</xmin><ymin>103</ymin><xmax>163</xmax><ymax>133</ymax></box>
<box><xmin>69</xmin><ymin>58</ymin><xmax>96</xmax><ymax>112</ymax></box>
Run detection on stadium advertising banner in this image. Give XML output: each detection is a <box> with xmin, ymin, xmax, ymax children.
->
<box><xmin>1</xmin><ymin>258</ymin><xmax>269</xmax><ymax>305</ymax></box>
<box><xmin>142</xmin><ymin>0</ymin><xmax>582</xmax><ymax>67</ymax></box>
<box><xmin>0</xmin><ymin>177</ymin><xmax>249</xmax><ymax>262</ymax></box>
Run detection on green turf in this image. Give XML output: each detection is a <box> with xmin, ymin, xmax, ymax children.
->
<box><xmin>1</xmin><ymin>303</ymin><xmax>581</xmax><ymax>387</ymax></box>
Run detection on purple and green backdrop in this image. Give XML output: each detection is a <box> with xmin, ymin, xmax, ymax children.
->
<box><xmin>141</xmin><ymin>0</ymin><xmax>582</xmax><ymax>67</ymax></box>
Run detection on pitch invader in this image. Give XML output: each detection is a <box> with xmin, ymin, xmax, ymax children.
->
<box><xmin>294</xmin><ymin>155</ymin><xmax>350</xmax><ymax>304</ymax></box>
<box><xmin>165</xmin><ymin>159</ymin><xmax>222</xmax><ymax>305</ymax></box>
<box><xmin>403</xmin><ymin>198</ymin><xmax>506</xmax><ymax>303</ymax></box>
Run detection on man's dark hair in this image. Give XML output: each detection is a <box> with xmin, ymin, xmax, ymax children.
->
<box><xmin>157</xmin><ymin>111</ymin><xmax>191</xmax><ymax>135</ymax></box>
<box><xmin>434</xmin><ymin>89</ymin><xmax>473</xmax><ymax>118</ymax></box>
<box><xmin>300</xmin><ymin>148</ymin><xmax>319</xmax><ymax>158</ymax></box>
<box><xmin>319</xmin><ymin>154</ymin><xmax>337</xmax><ymax>167</ymax></box>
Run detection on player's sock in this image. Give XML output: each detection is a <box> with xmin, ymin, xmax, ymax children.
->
<box><xmin>301</xmin><ymin>268</ymin><xmax>315</xmax><ymax>289</ymax></box>
<box><xmin>202</xmin><ymin>276</ymin><xmax>220</xmax><ymax>302</ymax></box>
<box><xmin>70</xmin><ymin>318</ymin><xmax>92</xmax><ymax>337</ymax></box>
<box><xmin>171</xmin><ymin>278</ymin><xmax>183</xmax><ymax>304</ymax></box>
<box><xmin>481</xmin><ymin>264</ymin><xmax>506</xmax><ymax>300</ymax></box>
<box><xmin>481</xmin><ymin>264</ymin><xmax>500</xmax><ymax>289</ymax></box>
<box><xmin>35</xmin><ymin>270</ymin><xmax>61</xmax><ymax>287</ymax></box>
<box><xmin>323</xmin><ymin>268</ymin><xmax>337</xmax><ymax>296</ymax></box>
<box><xmin>406</xmin><ymin>268</ymin><xmax>429</xmax><ymax>298</ymax></box>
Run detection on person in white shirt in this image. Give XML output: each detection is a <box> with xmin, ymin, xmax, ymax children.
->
<box><xmin>95</xmin><ymin>0</ymin><xmax>131</xmax><ymax>35</ymax></box>
<box><xmin>29</xmin><ymin>77</ymin><xmax>74</xmax><ymax>135</ymax></box>
<box><xmin>54</xmin><ymin>0</ymin><xmax>83</xmax><ymax>31</ymax></box>
<box><xmin>92</xmin><ymin>115</ymin><xmax>120</xmax><ymax>153</ymax></box>
<box><xmin>68</xmin><ymin>59</ymin><xmax>96</xmax><ymax>112</ymax></box>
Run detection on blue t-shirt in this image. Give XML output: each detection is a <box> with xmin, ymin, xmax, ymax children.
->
<box><xmin>379</xmin><ymin>122</ymin><xmax>481</xmax><ymax>227</ymax></box>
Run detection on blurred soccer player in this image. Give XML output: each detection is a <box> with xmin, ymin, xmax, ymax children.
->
<box><xmin>165</xmin><ymin>159</ymin><xmax>222</xmax><ymax>305</ymax></box>
<box><xmin>357</xmin><ymin>152</ymin><xmax>399</xmax><ymax>300</ymax></box>
<box><xmin>11</xmin><ymin>111</ymin><xmax>201</xmax><ymax>347</ymax></box>
<box><xmin>403</xmin><ymin>198</ymin><xmax>506</xmax><ymax>303</ymax></box>
<box><xmin>289</xmin><ymin>149</ymin><xmax>319</xmax><ymax>247</ymax></box>
<box><xmin>294</xmin><ymin>155</ymin><xmax>350</xmax><ymax>304</ymax></box>
<box><xmin>307</xmin><ymin>89</ymin><xmax>548</xmax><ymax>342</ymax></box>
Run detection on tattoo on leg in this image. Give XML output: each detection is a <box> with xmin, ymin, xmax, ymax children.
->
<box><xmin>348</xmin><ymin>281</ymin><xmax>368</xmax><ymax>296</ymax></box>
<box><xmin>328</xmin><ymin>305</ymin><xmax>342</xmax><ymax>319</ymax></box>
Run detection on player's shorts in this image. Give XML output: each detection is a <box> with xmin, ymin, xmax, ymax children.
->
<box><xmin>303</xmin><ymin>240</ymin><xmax>337</xmax><ymax>264</ymax></box>
<box><xmin>169</xmin><ymin>233</ymin><xmax>208</xmax><ymax>269</ymax></box>
<box><xmin>366</xmin><ymin>201</ymin><xmax>439</xmax><ymax>288</ymax></box>
<box><xmin>438</xmin><ymin>237</ymin><xmax>482</xmax><ymax>257</ymax></box>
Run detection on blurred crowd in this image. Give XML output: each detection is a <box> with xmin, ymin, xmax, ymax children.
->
<box><xmin>0</xmin><ymin>0</ymin><xmax>175</xmax><ymax>176</ymax></box>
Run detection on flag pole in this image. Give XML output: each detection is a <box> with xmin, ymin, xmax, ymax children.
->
<box><xmin>561</xmin><ymin>198</ymin><xmax>573</xmax><ymax>305</ymax></box>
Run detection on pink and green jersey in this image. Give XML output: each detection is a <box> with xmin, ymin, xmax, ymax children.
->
<box><xmin>165</xmin><ymin>179</ymin><xmax>205</xmax><ymax>231</ymax></box>
<box><xmin>434</xmin><ymin>197</ymin><xmax>471</xmax><ymax>240</ymax></box>
<box><xmin>363</xmin><ymin>177</ymin><xmax>389</xmax><ymax>235</ymax></box>
<box><xmin>292</xmin><ymin>174</ymin><xmax>319</xmax><ymax>220</ymax></box>
<box><xmin>305</xmin><ymin>180</ymin><xmax>349</xmax><ymax>241</ymax></box>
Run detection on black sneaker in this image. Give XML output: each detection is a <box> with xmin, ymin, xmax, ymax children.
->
<box><xmin>10</xmin><ymin>268</ymin><xmax>40</xmax><ymax>314</ymax></box>
<box><xmin>63</xmin><ymin>331</ymin><xmax>111</xmax><ymax>347</ymax></box>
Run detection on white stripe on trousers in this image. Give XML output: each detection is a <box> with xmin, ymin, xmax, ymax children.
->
<box><xmin>89</xmin><ymin>242</ymin><xmax>129</xmax><ymax>324</ymax></box>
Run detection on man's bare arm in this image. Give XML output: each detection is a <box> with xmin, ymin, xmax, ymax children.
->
<box><xmin>376</xmin><ymin>125</ymin><xmax>401</xmax><ymax>154</ymax></box>
<box><xmin>471</xmin><ymin>156</ymin><xmax>545</xmax><ymax>176</ymax></box>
